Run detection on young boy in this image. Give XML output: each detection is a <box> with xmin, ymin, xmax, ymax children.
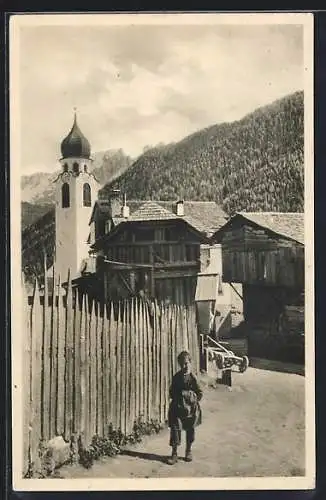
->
<box><xmin>167</xmin><ymin>351</ymin><xmax>203</xmax><ymax>464</ymax></box>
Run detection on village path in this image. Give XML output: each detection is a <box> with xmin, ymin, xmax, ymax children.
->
<box><xmin>60</xmin><ymin>366</ymin><xmax>305</xmax><ymax>479</ymax></box>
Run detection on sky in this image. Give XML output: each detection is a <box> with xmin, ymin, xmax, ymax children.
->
<box><xmin>16</xmin><ymin>19</ymin><xmax>304</xmax><ymax>175</ymax></box>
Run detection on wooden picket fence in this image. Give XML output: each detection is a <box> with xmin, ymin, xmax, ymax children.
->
<box><xmin>22</xmin><ymin>271</ymin><xmax>200</xmax><ymax>475</ymax></box>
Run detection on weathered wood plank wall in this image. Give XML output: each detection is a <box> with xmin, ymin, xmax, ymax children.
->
<box><xmin>222</xmin><ymin>246</ymin><xmax>304</xmax><ymax>287</ymax></box>
<box><xmin>219</xmin><ymin>223</ymin><xmax>304</xmax><ymax>288</ymax></box>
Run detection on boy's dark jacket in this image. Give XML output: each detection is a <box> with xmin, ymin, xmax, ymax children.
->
<box><xmin>168</xmin><ymin>370</ymin><xmax>203</xmax><ymax>429</ymax></box>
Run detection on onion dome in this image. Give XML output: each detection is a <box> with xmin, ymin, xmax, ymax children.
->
<box><xmin>60</xmin><ymin>112</ymin><xmax>91</xmax><ymax>159</ymax></box>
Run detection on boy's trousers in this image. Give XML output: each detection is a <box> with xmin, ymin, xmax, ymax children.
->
<box><xmin>169</xmin><ymin>424</ymin><xmax>195</xmax><ymax>447</ymax></box>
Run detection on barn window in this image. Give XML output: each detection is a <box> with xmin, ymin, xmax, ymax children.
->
<box><xmin>63</xmin><ymin>163</ymin><xmax>68</xmax><ymax>172</ymax></box>
<box><xmin>62</xmin><ymin>183</ymin><xmax>70</xmax><ymax>208</ymax></box>
<box><xmin>83</xmin><ymin>183</ymin><xmax>91</xmax><ymax>207</ymax></box>
<box><xmin>73</xmin><ymin>162</ymin><xmax>79</xmax><ymax>174</ymax></box>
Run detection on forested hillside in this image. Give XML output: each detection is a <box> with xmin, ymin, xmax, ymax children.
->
<box><xmin>104</xmin><ymin>91</ymin><xmax>304</xmax><ymax>214</ymax></box>
<box><xmin>21</xmin><ymin>202</ymin><xmax>54</xmax><ymax>230</ymax></box>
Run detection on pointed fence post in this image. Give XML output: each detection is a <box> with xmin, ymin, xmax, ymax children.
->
<box><xmin>22</xmin><ymin>273</ymin><xmax>32</xmax><ymax>476</ymax></box>
<box><xmin>79</xmin><ymin>293</ymin><xmax>88</xmax><ymax>448</ymax></box>
<box><xmin>164</xmin><ymin>304</ymin><xmax>171</xmax><ymax>418</ymax></box>
<box><xmin>49</xmin><ymin>266</ymin><xmax>58</xmax><ymax>439</ymax></box>
<box><xmin>102</xmin><ymin>303</ymin><xmax>109</xmax><ymax>436</ymax></box>
<box><xmin>73</xmin><ymin>286</ymin><xmax>82</xmax><ymax>439</ymax></box>
<box><xmin>89</xmin><ymin>294</ymin><xmax>96</xmax><ymax>445</ymax></box>
<box><xmin>56</xmin><ymin>275</ymin><xmax>65</xmax><ymax>436</ymax></box>
<box><xmin>129</xmin><ymin>298</ymin><xmax>136</xmax><ymax>433</ymax></box>
<box><xmin>145</xmin><ymin>300</ymin><xmax>152</xmax><ymax>421</ymax></box>
<box><xmin>115</xmin><ymin>302</ymin><xmax>122</xmax><ymax>429</ymax></box>
<box><xmin>99</xmin><ymin>303</ymin><xmax>106</xmax><ymax>438</ymax></box>
<box><xmin>151</xmin><ymin>300</ymin><xmax>157</xmax><ymax>416</ymax></box>
<box><xmin>134</xmin><ymin>298</ymin><xmax>140</xmax><ymax>423</ymax></box>
<box><xmin>108</xmin><ymin>303</ymin><xmax>116</xmax><ymax>431</ymax></box>
<box><xmin>41</xmin><ymin>252</ymin><xmax>51</xmax><ymax>442</ymax></box>
<box><xmin>139</xmin><ymin>298</ymin><xmax>145</xmax><ymax>422</ymax></box>
<box><xmin>30</xmin><ymin>278</ymin><xmax>42</xmax><ymax>474</ymax></box>
<box><xmin>159</xmin><ymin>302</ymin><xmax>166</xmax><ymax>423</ymax></box>
<box><xmin>95</xmin><ymin>301</ymin><xmax>103</xmax><ymax>436</ymax></box>
<box><xmin>154</xmin><ymin>299</ymin><xmax>160</xmax><ymax>417</ymax></box>
<box><xmin>120</xmin><ymin>301</ymin><xmax>127</xmax><ymax>436</ymax></box>
<box><xmin>125</xmin><ymin>298</ymin><xmax>131</xmax><ymax>435</ymax></box>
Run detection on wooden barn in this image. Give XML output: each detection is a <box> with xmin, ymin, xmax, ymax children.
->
<box><xmin>80</xmin><ymin>192</ymin><xmax>227</xmax><ymax>305</ymax></box>
<box><xmin>212</xmin><ymin>212</ymin><xmax>305</xmax><ymax>364</ymax></box>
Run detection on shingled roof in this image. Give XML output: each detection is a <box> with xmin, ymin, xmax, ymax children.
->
<box><xmin>213</xmin><ymin>211</ymin><xmax>304</xmax><ymax>245</ymax></box>
<box><xmin>89</xmin><ymin>199</ymin><xmax>226</xmax><ymax>234</ymax></box>
<box><xmin>239</xmin><ymin>212</ymin><xmax>304</xmax><ymax>245</ymax></box>
<box><xmin>110</xmin><ymin>200</ymin><xmax>227</xmax><ymax>235</ymax></box>
<box><xmin>128</xmin><ymin>201</ymin><xmax>179</xmax><ymax>221</ymax></box>
<box><xmin>158</xmin><ymin>201</ymin><xmax>227</xmax><ymax>236</ymax></box>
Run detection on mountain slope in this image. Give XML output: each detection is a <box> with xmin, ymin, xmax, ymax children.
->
<box><xmin>21</xmin><ymin>172</ymin><xmax>57</xmax><ymax>204</ymax></box>
<box><xmin>103</xmin><ymin>91</ymin><xmax>304</xmax><ymax>214</ymax></box>
<box><xmin>21</xmin><ymin>202</ymin><xmax>54</xmax><ymax>230</ymax></box>
<box><xmin>91</xmin><ymin>149</ymin><xmax>134</xmax><ymax>185</ymax></box>
<box><xmin>21</xmin><ymin>149</ymin><xmax>134</xmax><ymax>205</ymax></box>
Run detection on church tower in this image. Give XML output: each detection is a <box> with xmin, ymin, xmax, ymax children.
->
<box><xmin>54</xmin><ymin>112</ymin><xmax>100</xmax><ymax>282</ymax></box>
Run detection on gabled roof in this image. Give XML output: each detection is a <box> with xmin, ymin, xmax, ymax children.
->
<box><xmin>149</xmin><ymin>201</ymin><xmax>226</xmax><ymax>235</ymax></box>
<box><xmin>180</xmin><ymin>202</ymin><xmax>226</xmax><ymax>236</ymax></box>
<box><xmin>91</xmin><ymin>200</ymin><xmax>227</xmax><ymax>248</ymax></box>
<box><xmin>102</xmin><ymin>200</ymin><xmax>227</xmax><ymax>235</ymax></box>
<box><xmin>239</xmin><ymin>212</ymin><xmax>304</xmax><ymax>245</ymax></box>
<box><xmin>213</xmin><ymin>211</ymin><xmax>304</xmax><ymax>245</ymax></box>
<box><xmin>126</xmin><ymin>201</ymin><xmax>179</xmax><ymax>222</ymax></box>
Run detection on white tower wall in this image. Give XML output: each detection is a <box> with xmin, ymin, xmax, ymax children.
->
<box><xmin>54</xmin><ymin>156</ymin><xmax>100</xmax><ymax>282</ymax></box>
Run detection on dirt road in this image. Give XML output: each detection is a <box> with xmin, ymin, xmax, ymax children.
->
<box><xmin>59</xmin><ymin>367</ymin><xmax>305</xmax><ymax>478</ymax></box>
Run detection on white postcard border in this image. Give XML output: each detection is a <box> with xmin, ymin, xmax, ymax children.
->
<box><xmin>10</xmin><ymin>11</ymin><xmax>315</xmax><ymax>492</ymax></box>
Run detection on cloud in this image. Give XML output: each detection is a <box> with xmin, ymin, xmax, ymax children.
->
<box><xmin>17</xmin><ymin>22</ymin><xmax>304</xmax><ymax>174</ymax></box>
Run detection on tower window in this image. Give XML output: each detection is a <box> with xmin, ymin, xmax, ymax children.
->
<box><xmin>62</xmin><ymin>183</ymin><xmax>70</xmax><ymax>208</ymax></box>
<box><xmin>63</xmin><ymin>163</ymin><xmax>68</xmax><ymax>172</ymax></box>
<box><xmin>73</xmin><ymin>162</ymin><xmax>79</xmax><ymax>174</ymax></box>
<box><xmin>84</xmin><ymin>164</ymin><xmax>88</xmax><ymax>173</ymax></box>
<box><xmin>83</xmin><ymin>183</ymin><xmax>92</xmax><ymax>207</ymax></box>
